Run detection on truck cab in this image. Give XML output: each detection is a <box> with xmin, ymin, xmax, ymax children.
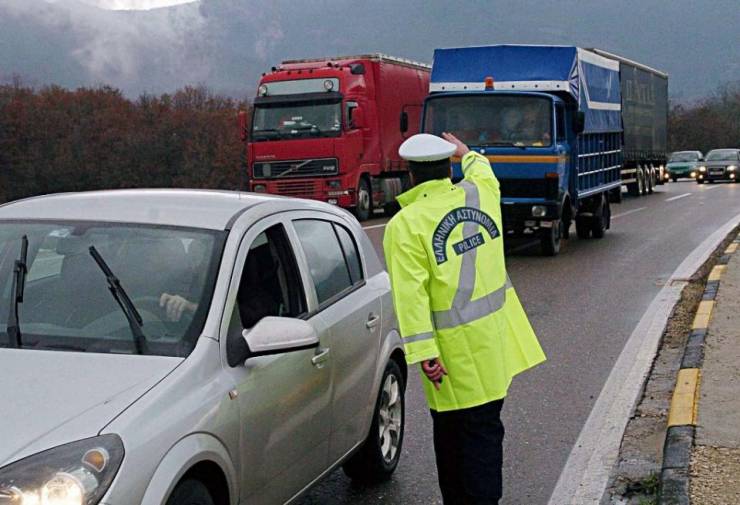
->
<box><xmin>246</xmin><ymin>55</ymin><xmax>430</xmax><ymax>220</ymax></box>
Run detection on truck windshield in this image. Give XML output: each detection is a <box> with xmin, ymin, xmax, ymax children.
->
<box><xmin>424</xmin><ymin>95</ymin><xmax>553</xmax><ymax>147</ymax></box>
<box><xmin>705</xmin><ymin>150</ymin><xmax>738</xmax><ymax>162</ymax></box>
<box><xmin>252</xmin><ymin>100</ymin><xmax>342</xmax><ymax>141</ymax></box>
<box><xmin>669</xmin><ymin>152</ymin><xmax>699</xmax><ymax>162</ymax></box>
<box><xmin>0</xmin><ymin>221</ymin><xmax>224</xmax><ymax>357</ymax></box>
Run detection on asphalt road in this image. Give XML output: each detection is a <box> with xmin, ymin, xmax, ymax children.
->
<box><xmin>297</xmin><ymin>180</ymin><xmax>740</xmax><ymax>505</ymax></box>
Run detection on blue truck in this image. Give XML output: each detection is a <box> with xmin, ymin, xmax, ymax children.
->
<box><xmin>422</xmin><ymin>45</ymin><xmax>668</xmax><ymax>255</ymax></box>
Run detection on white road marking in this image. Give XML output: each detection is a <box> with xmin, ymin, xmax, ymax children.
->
<box><xmin>701</xmin><ymin>184</ymin><xmax>722</xmax><ymax>191</ymax></box>
<box><xmin>547</xmin><ymin>212</ymin><xmax>740</xmax><ymax>505</ymax></box>
<box><xmin>611</xmin><ymin>207</ymin><xmax>646</xmax><ymax>220</ymax></box>
<box><xmin>665</xmin><ymin>192</ymin><xmax>692</xmax><ymax>202</ymax></box>
<box><xmin>362</xmin><ymin>223</ymin><xmax>388</xmax><ymax>230</ymax></box>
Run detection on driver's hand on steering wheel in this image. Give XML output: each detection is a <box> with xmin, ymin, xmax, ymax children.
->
<box><xmin>159</xmin><ymin>293</ymin><xmax>197</xmax><ymax>322</ymax></box>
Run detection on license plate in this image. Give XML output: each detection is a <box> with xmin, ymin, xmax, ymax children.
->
<box><xmin>710</xmin><ymin>171</ymin><xmax>724</xmax><ymax>176</ymax></box>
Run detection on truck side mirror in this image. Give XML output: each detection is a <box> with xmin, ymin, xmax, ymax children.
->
<box><xmin>238</xmin><ymin>110</ymin><xmax>248</xmax><ymax>142</ymax></box>
<box><xmin>400</xmin><ymin>111</ymin><xmax>409</xmax><ymax>133</ymax></box>
<box><xmin>352</xmin><ymin>107</ymin><xmax>366</xmax><ymax>129</ymax></box>
<box><xmin>573</xmin><ymin>111</ymin><xmax>585</xmax><ymax>135</ymax></box>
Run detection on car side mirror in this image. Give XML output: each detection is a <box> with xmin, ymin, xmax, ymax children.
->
<box><xmin>242</xmin><ymin>317</ymin><xmax>319</xmax><ymax>360</ymax></box>
<box><xmin>573</xmin><ymin>111</ymin><xmax>585</xmax><ymax>135</ymax></box>
<box><xmin>399</xmin><ymin>111</ymin><xmax>409</xmax><ymax>133</ymax></box>
<box><xmin>352</xmin><ymin>107</ymin><xmax>366</xmax><ymax>129</ymax></box>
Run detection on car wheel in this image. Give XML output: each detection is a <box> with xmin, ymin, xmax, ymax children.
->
<box><xmin>166</xmin><ymin>479</ymin><xmax>215</xmax><ymax>505</ymax></box>
<box><xmin>672</xmin><ymin>175</ymin><xmax>678</xmax><ymax>182</ymax></box>
<box><xmin>343</xmin><ymin>360</ymin><xmax>405</xmax><ymax>482</ymax></box>
<box><xmin>354</xmin><ymin>177</ymin><xmax>372</xmax><ymax>221</ymax></box>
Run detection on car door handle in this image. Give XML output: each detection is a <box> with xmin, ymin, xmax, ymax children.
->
<box><xmin>311</xmin><ymin>347</ymin><xmax>330</xmax><ymax>368</ymax></box>
<box><xmin>366</xmin><ymin>314</ymin><xmax>380</xmax><ymax>329</ymax></box>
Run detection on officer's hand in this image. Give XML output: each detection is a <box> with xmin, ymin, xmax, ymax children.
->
<box><xmin>442</xmin><ymin>132</ymin><xmax>470</xmax><ymax>158</ymax></box>
<box><xmin>422</xmin><ymin>358</ymin><xmax>448</xmax><ymax>390</ymax></box>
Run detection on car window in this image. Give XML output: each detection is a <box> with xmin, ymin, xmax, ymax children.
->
<box><xmin>333</xmin><ymin>223</ymin><xmax>363</xmax><ymax>285</ymax></box>
<box><xmin>293</xmin><ymin>219</ymin><xmax>353</xmax><ymax>305</ymax></box>
<box><xmin>0</xmin><ymin>221</ymin><xmax>224</xmax><ymax>357</ymax></box>
<box><xmin>236</xmin><ymin>224</ymin><xmax>306</xmax><ymax>329</ymax></box>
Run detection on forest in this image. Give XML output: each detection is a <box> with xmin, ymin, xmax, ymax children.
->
<box><xmin>1</xmin><ymin>80</ymin><xmax>738</xmax><ymax>204</ymax></box>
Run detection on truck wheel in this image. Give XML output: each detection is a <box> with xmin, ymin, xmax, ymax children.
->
<box><xmin>343</xmin><ymin>360</ymin><xmax>405</xmax><ymax>483</ymax></box>
<box><xmin>647</xmin><ymin>169</ymin><xmax>654</xmax><ymax>194</ymax></box>
<box><xmin>540</xmin><ymin>220</ymin><xmax>562</xmax><ymax>256</ymax></box>
<box><xmin>591</xmin><ymin>197</ymin><xmax>609</xmax><ymax>239</ymax></box>
<box><xmin>575</xmin><ymin>216</ymin><xmax>591</xmax><ymax>239</ymax></box>
<box><xmin>166</xmin><ymin>479</ymin><xmax>215</xmax><ymax>505</ymax></box>
<box><xmin>354</xmin><ymin>177</ymin><xmax>373</xmax><ymax>221</ymax></box>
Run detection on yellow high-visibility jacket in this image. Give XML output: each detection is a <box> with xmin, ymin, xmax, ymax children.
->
<box><xmin>383</xmin><ymin>151</ymin><xmax>546</xmax><ymax>412</ymax></box>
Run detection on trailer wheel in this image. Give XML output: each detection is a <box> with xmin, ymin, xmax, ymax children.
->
<box><xmin>540</xmin><ymin>220</ymin><xmax>562</xmax><ymax>256</ymax></box>
<box><xmin>354</xmin><ymin>177</ymin><xmax>373</xmax><ymax>221</ymax></box>
<box><xmin>591</xmin><ymin>196</ymin><xmax>609</xmax><ymax>238</ymax></box>
<box><xmin>647</xmin><ymin>167</ymin><xmax>654</xmax><ymax>194</ymax></box>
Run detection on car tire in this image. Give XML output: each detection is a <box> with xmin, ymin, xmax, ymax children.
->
<box><xmin>697</xmin><ymin>179</ymin><xmax>704</xmax><ymax>184</ymax></box>
<box><xmin>353</xmin><ymin>177</ymin><xmax>373</xmax><ymax>221</ymax></box>
<box><xmin>342</xmin><ymin>360</ymin><xmax>405</xmax><ymax>483</ymax></box>
<box><xmin>672</xmin><ymin>175</ymin><xmax>678</xmax><ymax>182</ymax></box>
<box><xmin>166</xmin><ymin>479</ymin><xmax>215</xmax><ymax>505</ymax></box>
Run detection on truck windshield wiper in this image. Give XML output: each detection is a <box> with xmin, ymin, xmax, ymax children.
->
<box><xmin>482</xmin><ymin>141</ymin><xmax>527</xmax><ymax>149</ymax></box>
<box><xmin>88</xmin><ymin>246</ymin><xmax>148</xmax><ymax>355</ymax></box>
<box><xmin>276</xmin><ymin>159</ymin><xmax>311</xmax><ymax>178</ymax></box>
<box><xmin>6</xmin><ymin>235</ymin><xmax>29</xmax><ymax>348</ymax></box>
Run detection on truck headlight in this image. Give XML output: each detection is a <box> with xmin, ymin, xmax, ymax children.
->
<box><xmin>253</xmin><ymin>184</ymin><xmax>267</xmax><ymax>193</ymax></box>
<box><xmin>531</xmin><ymin>205</ymin><xmax>547</xmax><ymax>218</ymax></box>
<box><xmin>698</xmin><ymin>166</ymin><xmax>706</xmax><ymax>173</ymax></box>
<box><xmin>0</xmin><ymin>435</ymin><xmax>124</xmax><ymax>505</ymax></box>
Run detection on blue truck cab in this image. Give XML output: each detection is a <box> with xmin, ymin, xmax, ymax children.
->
<box><xmin>422</xmin><ymin>45</ymin><xmax>626</xmax><ymax>255</ymax></box>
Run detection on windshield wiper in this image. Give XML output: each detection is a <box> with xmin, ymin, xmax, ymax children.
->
<box><xmin>276</xmin><ymin>159</ymin><xmax>311</xmax><ymax>178</ymax></box>
<box><xmin>88</xmin><ymin>246</ymin><xmax>147</xmax><ymax>354</ymax></box>
<box><xmin>6</xmin><ymin>235</ymin><xmax>29</xmax><ymax>348</ymax></box>
<box><xmin>482</xmin><ymin>141</ymin><xmax>527</xmax><ymax>149</ymax></box>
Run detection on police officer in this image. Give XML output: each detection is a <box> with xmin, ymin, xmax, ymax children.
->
<box><xmin>383</xmin><ymin>132</ymin><xmax>546</xmax><ymax>504</ymax></box>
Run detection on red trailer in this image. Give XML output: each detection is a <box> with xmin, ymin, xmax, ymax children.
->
<box><xmin>244</xmin><ymin>54</ymin><xmax>431</xmax><ymax>220</ymax></box>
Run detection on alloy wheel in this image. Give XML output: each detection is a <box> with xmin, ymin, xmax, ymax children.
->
<box><xmin>378</xmin><ymin>373</ymin><xmax>402</xmax><ymax>463</ymax></box>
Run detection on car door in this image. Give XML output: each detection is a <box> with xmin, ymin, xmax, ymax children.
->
<box><xmin>220</xmin><ymin>216</ymin><xmax>333</xmax><ymax>505</ymax></box>
<box><xmin>289</xmin><ymin>214</ymin><xmax>382</xmax><ymax>462</ymax></box>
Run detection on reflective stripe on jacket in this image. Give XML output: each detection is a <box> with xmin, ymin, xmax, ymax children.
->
<box><xmin>383</xmin><ymin>151</ymin><xmax>546</xmax><ymax>412</ymax></box>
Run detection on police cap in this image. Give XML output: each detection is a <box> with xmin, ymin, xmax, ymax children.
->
<box><xmin>399</xmin><ymin>133</ymin><xmax>456</xmax><ymax>162</ymax></box>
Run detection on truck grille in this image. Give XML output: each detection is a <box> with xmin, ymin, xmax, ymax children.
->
<box><xmin>253</xmin><ymin>158</ymin><xmax>338</xmax><ymax>178</ymax></box>
<box><xmin>275</xmin><ymin>180</ymin><xmax>317</xmax><ymax>198</ymax></box>
<box><xmin>499</xmin><ymin>179</ymin><xmax>547</xmax><ymax>199</ymax></box>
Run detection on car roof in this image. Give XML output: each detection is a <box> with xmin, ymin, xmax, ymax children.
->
<box><xmin>0</xmin><ymin>189</ymin><xmax>290</xmax><ymax>230</ymax></box>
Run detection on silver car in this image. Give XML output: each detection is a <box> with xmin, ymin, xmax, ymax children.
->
<box><xmin>0</xmin><ymin>190</ymin><xmax>406</xmax><ymax>505</ymax></box>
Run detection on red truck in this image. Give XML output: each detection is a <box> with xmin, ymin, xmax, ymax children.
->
<box><xmin>243</xmin><ymin>54</ymin><xmax>431</xmax><ymax>220</ymax></box>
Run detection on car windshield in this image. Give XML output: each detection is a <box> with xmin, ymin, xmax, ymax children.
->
<box><xmin>252</xmin><ymin>99</ymin><xmax>342</xmax><ymax>141</ymax></box>
<box><xmin>669</xmin><ymin>152</ymin><xmax>699</xmax><ymax>162</ymax></box>
<box><xmin>0</xmin><ymin>221</ymin><xmax>224</xmax><ymax>357</ymax></box>
<box><xmin>705</xmin><ymin>150</ymin><xmax>738</xmax><ymax>162</ymax></box>
<box><xmin>424</xmin><ymin>95</ymin><xmax>553</xmax><ymax>147</ymax></box>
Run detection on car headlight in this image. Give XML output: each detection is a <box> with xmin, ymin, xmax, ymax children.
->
<box><xmin>698</xmin><ymin>166</ymin><xmax>706</xmax><ymax>173</ymax></box>
<box><xmin>0</xmin><ymin>435</ymin><xmax>124</xmax><ymax>505</ymax></box>
<box><xmin>728</xmin><ymin>165</ymin><xmax>737</xmax><ymax>172</ymax></box>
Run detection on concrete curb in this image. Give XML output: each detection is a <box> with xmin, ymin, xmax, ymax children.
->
<box><xmin>658</xmin><ymin>234</ymin><xmax>740</xmax><ymax>504</ymax></box>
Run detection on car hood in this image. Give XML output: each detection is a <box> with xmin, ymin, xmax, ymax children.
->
<box><xmin>0</xmin><ymin>349</ymin><xmax>182</xmax><ymax>466</ymax></box>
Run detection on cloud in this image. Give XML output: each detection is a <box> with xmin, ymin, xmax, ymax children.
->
<box><xmin>1</xmin><ymin>0</ymin><xmax>213</xmax><ymax>94</ymax></box>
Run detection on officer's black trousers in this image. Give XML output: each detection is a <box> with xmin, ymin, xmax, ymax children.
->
<box><xmin>430</xmin><ymin>399</ymin><xmax>505</xmax><ymax>505</ymax></box>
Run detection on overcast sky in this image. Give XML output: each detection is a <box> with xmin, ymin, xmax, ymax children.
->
<box><xmin>75</xmin><ymin>0</ymin><xmax>197</xmax><ymax>10</ymax></box>
<box><xmin>1</xmin><ymin>0</ymin><xmax>738</xmax><ymax>101</ymax></box>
